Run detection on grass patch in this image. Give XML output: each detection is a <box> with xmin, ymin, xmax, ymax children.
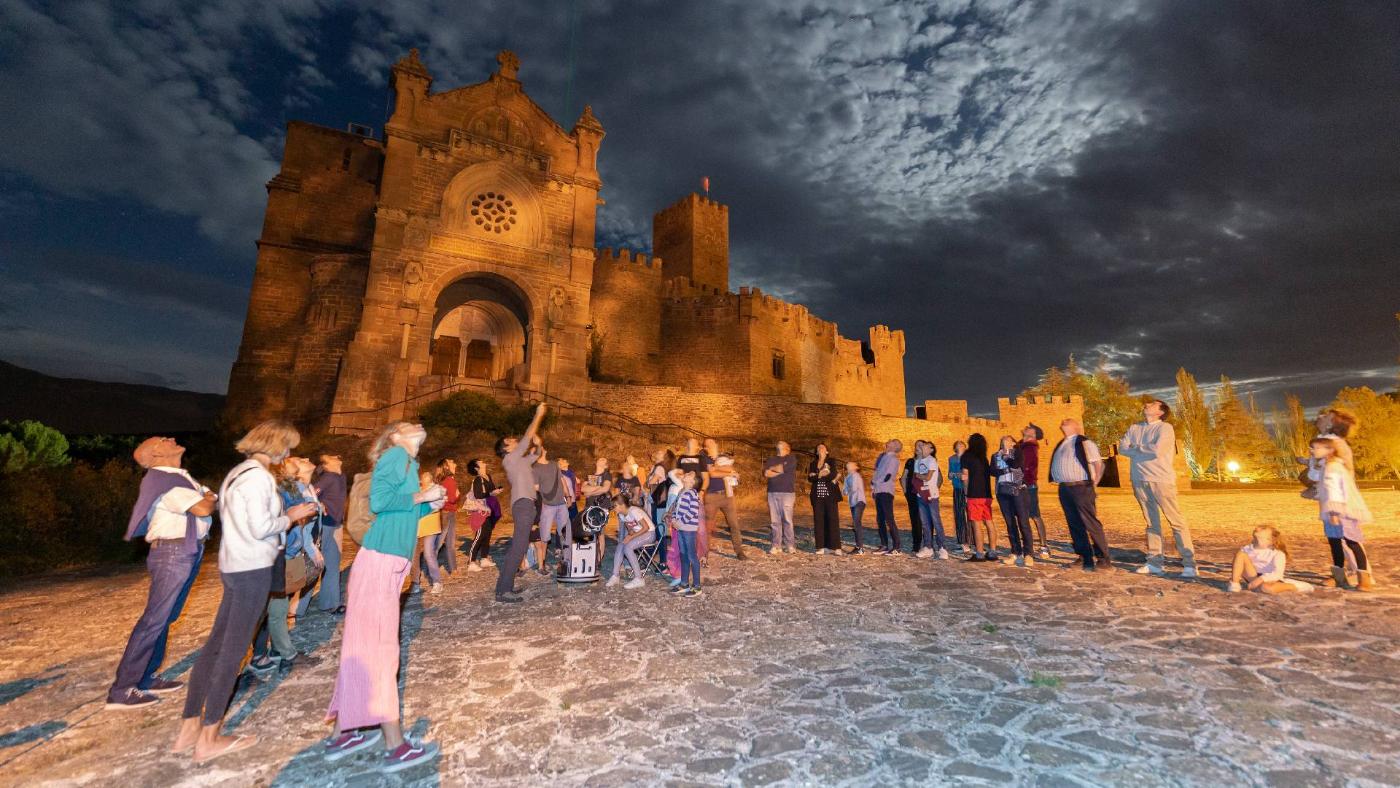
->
<box><xmin>981</xmin><ymin>623</ymin><xmax>999</xmax><ymax>634</ymax></box>
<box><xmin>1029</xmin><ymin>672</ymin><xmax>1063</xmax><ymax>689</ymax></box>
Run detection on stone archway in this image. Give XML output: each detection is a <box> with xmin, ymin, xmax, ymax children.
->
<box><xmin>429</xmin><ymin>273</ymin><xmax>531</xmax><ymax>386</ymax></box>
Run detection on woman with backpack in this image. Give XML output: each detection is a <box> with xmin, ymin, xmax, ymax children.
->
<box><xmin>993</xmin><ymin>435</ymin><xmax>1035</xmax><ymax>567</ymax></box>
<box><xmin>324</xmin><ymin>421</ymin><xmax>444</xmax><ymax>772</ymax></box>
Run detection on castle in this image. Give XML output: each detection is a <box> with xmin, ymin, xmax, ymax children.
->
<box><xmin>224</xmin><ymin>49</ymin><xmax>1095</xmax><ymax>485</ymax></box>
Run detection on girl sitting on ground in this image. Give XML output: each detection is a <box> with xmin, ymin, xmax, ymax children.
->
<box><xmin>1228</xmin><ymin>526</ymin><xmax>1297</xmax><ymax>594</ymax></box>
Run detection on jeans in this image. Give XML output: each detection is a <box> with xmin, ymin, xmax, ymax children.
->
<box><xmin>611</xmin><ymin>530</ymin><xmax>657</xmax><ymax>578</ymax></box>
<box><xmin>904</xmin><ymin>494</ymin><xmax>922</xmax><ymax>552</ymax></box>
<box><xmin>874</xmin><ymin>492</ymin><xmax>900</xmax><ymax>550</ymax></box>
<box><xmin>952</xmin><ymin>488</ymin><xmax>970</xmax><ymax>545</ymax></box>
<box><xmin>767</xmin><ymin>492</ymin><xmax>796</xmax><ymax>550</ymax></box>
<box><xmin>109</xmin><ymin>540</ymin><xmax>203</xmax><ymax>697</ymax></box>
<box><xmin>677</xmin><ymin>530</ymin><xmax>700</xmax><ymax>588</ymax></box>
<box><xmin>1132</xmin><ymin>481</ymin><xmax>1195</xmax><ymax>569</ymax></box>
<box><xmin>254</xmin><ymin>594</ymin><xmax>295</xmax><ymax>660</ymax></box>
<box><xmin>184</xmin><ymin>566</ymin><xmax>272</xmax><ymax>725</ymax></box>
<box><xmin>437</xmin><ymin>512</ymin><xmax>458</xmax><ymax>573</ymax></box>
<box><xmin>314</xmin><ymin>526</ymin><xmax>342</xmax><ymax>610</ymax></box>
<box><xmin>997</xmin><ymin>488</ymin><xmax>1033</xmax><ymax>556</ymax></box>
<box><xmin>1058</xmin><ymin>483</ymin><xmax>1110</xmax><ymax>566</ymax></box>
<box><xmin>704</xmin><ymin>494</ymin><xmax>747</xmax><ymax>559</ymax></box>
<box><xmin>916</xmin><ymin>497</ymin><xmax>947</xmax><ymax>550</ymax></box>
<box><xmin>495</xmin><ymin>498</ymin><xmax>536</xmax><ymax>595</ymax></box>
<box><xmin>410</xmin><ymin>534</ymin><xmax>442</xmax><ymax>587</ymax></box>
<box><xmin>849</xmin><ymin>502</ymin><xmax>867</xmax><ymax>549</ymax></box>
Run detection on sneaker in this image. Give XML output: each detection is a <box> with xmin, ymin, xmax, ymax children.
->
<box><xmin>606</xmin><ymin>576</ymin><xmax>621</xmax><ymax>588</ymax></box>
<box><xmin>1038</xmin><ymin>547</ymin><xmax>1052</xmax><ymax>559</ymax></box>
<box><xmin>104</xmin><ymin>687</ymin><xmax>159</xmax><ymax>711</ymax></box>
<box><xmin>769</xmin><ymin>548</ymin><xmax>781</xmax><ymax>556</ymax></box>
<box><xmin>785</xmin><ymin>546</ymin><xmax>797</xmax><ymax>554</ymax></box>
<box><xmin>1180</xmin><ymin>566</ymin><xmax>1199</xmax><ymax>579</ymax></box>
<box><xmin>967</xmin><ymin>554</ymin><xmax>985</xmax><ymax>563</ymax></box>
<box><xmin>494</xmin><ymin>592</ymin><xmax>523</xmax><ymax>603</ymax></box>
<box><xmin>916</xmin><ymin>547</ymin><xmax>934</xmax><ymax>558</ymax></box>
<box><xmin>850</xmin><ymin>548</ymin><xmax>864</xmax><ymax>555</ymax></box>
<box><xmin>624</xmin><ymin>578</ymin><xmax>645</xmax><ymax>590</ymax></box>
<box><xmin>1227</xmin><ymin>581</ymin><xmax>1242</xmax><ymax>593</ymax></box>
<box><xmin>429</xmin><ymin>583</ymin><xmax>443</xmax><ymax>595</ymax></box>
<box><xmin>816</xmin><ymin>548</ymin><xmax>828</xmax><ymax>555</ymax></box>
<box><xmin>669</xmin><ymin>577</ymin><xmax>684</xmax><ymax>588</ymax></box>
<box><xmin>984</xmin><ymin>552</ymin><xmax>997</xmax><ymax>561</ymax></box>
<box><xmin>382</xmin><ymin>740</ymin><xmax>439</xmax><ymax>774</ymax></box>
<box><xmin>144</xmin><ymin>677</ymin><xmax>184</xmax><ymax>695</ymax></box>
<box><xmin>409</xmin><ymin>584</ymin><xmax>423</xmax><ymax>594</ymax></box>
<box><xmin>1014</xmin><ymin>555</ymin><xmax>1025</xmax><ymax>567</ymax></box>
<box><xmin>1001</xmin><ymin>555</ymin><xmax>1016</xmax><ymax>565</ymax></box>
<box><xmin>1081</xmin><ymin>562</ymin><xmax>1096</xmax><ymax>572</ymax></box>
<box><xmin>246</xmin><ymin>656</ymin><xmax>278</xmax><ymax>676</ymax></box>
<box><xmin>325</xmin><ymin>729</ymin><xmax>383</xmax><ymax>762</ymax></box>
<box><xmin>467</xmin><ymin>562</ymin><xmax>482</xmax><ymax>572</ymax></box>
<box><xmin>481</xmin><ymin>557</ymin><xmax>496</xmax><ymax>568</ymax></box>
<box><xmin>670</xmin><ymin>585</ymin><xmax>689</xmax><ymax>595</ymax></box>
<box><xmin>1135</xmin><ymin>564</ymin><xmax>1165</xmax><ymax>576</ymax></box>
<box><xmin>685</xmin><ymin>588</ymin><xmax>704</xmax><ymax>598</ymax></box>
<box><xmin>936</xmin><ymin>548</ymin><xmax>949</xmax><ymax>560</ymax></box>
<box><xmin>1023</xmin><ymin>555</ymin><xmax>1035</xmax><ymax>568</ymax></box>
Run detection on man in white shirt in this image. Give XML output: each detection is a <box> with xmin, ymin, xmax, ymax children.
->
<box><xmin>1119</xmin><ymin>400</ymin><xmax>1197</xmax><ymax>577</ymax></box>
<box><xmin>1050</xmin><ymin>419</ymin><xmax>1112</xmax><ymax>572</ymax></box>
<box><xmin>106</xmin><ymin>437</ymin><xmax>216</xmax><ymax>710</ymax></box>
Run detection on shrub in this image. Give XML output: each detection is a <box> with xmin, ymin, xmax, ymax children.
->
<box><xmin>418</xmin><ymin>392</ymin><xmax>547</xmax><ymax>439</ymax></box>
<box><xmin>0</xmin><ymin>420</ymin><xmax>70</xmax><ymax>473</ymax></box>
<box><xmin>0</xmin><ymin>459</ymin><xmax>143</xmax><ymax>577</ymax></box>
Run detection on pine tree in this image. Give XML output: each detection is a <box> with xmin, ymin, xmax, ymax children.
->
<box><xmin>1174</xmin><ymin>368</ymin><xmax>1214</xmax><ymax>479</ymax></box>
<box><xmin>1210</xmin><ymin>377</ymin><xmax>1279</xmax><ymax>480</ymax></box>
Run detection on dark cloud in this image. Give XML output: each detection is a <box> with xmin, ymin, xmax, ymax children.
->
<box><xmin>0</xmin><ymin>0</ymin><xmax>1395</xmax><ymax>408</ymax></box>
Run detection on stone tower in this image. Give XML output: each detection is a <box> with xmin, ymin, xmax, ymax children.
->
<box><xmin>653</xmin><ymin>193</ymin><xmax>729</xmax><ymax>292</ymax></box>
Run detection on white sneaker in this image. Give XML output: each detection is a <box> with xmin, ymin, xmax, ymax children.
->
<box><xmin>606</xmin><ymin>576</ymin><xmax>621</xmax><ymax>588</ymax></box>
<box><xmin>936</xmin><ymin>548</ymin><xmax>949</xmax><ymax>560</ymax></box>
<box><xmin>624</xmin><ymin>578</ymin><xmax>644</xmax><ymax>590</ymax></box>
<box><xmin>1023</xmin><ymin>555</ymin><xmax>1035</xmax><ymax>568</ymax></box>
<box><xmin>816</xmin><ymin>548</ymin><xmax>828</xmax><ymax>555</ymax></box>
<box><xmin>481</xmin><ymin>557</ymin><xmax>496</xmax><ymax>568</ymax></box>
<box><xmin>769</xmin><ymin>548</ymin><xmax>781</xmax><ymax>556</ymax></box>
<box><xmin>429</xmin><ymin>583</ymin><xmax>443</xmax><ymax>595</ymax></box>
<box><xmin>1180</xmin><ymin>566</ymin><xmax>1199</xmax><ymax>579</ymax></box>
<box><xmin>1135</xmin><ymin>564</ymin><xmax>1165</xmax><ymax>576</ymax></box>
<box><xmin>1227</xmin><ymin>581</ymin><xmax>1242</xmax><ymax>593</ymax></box>
<box><xmin>467</xmin><ymin>562</ymin><xmax>482</xmax><ymax>573</ymax></box>
<box><xmin>785</xmin><ymin>546</ymin><xmax>797</xmax><ymax>554</ymax></box>
<box><xmin>916</xmin><ymin>547</ymin><xmax>934</xmax><ymax>558</ymax></box>
<box><xmin>1001</xmin><ymin>555</ymin><xmax>1016</xmax><ymax>565</ymax></box>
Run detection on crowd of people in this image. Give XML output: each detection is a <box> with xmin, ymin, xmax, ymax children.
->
<box><xmin>100</xmin><ymin>399</ymin><xmax>1378</xmax><ymax>771</ymax></box>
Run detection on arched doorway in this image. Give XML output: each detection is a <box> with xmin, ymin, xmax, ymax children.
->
<box><xmin>429</xmin><ymin>274</ymin><xmax>530</xmax><ymax>386</ymax></box>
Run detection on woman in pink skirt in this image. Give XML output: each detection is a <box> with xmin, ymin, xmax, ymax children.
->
<box><xmin>324</xmin><ymin>421</ymin><xmax>445</xmax><ymax>773</ymax></box>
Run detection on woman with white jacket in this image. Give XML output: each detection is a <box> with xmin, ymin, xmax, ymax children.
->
<box><xmin>172</xmin><ymin>421</ymin><xmax>315</xmax><ymax>763</ymax></box>
<box><xmin>1309</xmin><ymin>436</ymin><xmax>1376</xmax><ymax>591</ymax></box>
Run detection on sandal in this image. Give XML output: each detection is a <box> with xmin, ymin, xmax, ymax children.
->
<box><xmin>194</xmin><ymin>733</ymin><xmax>259</xmax><ymax>764</ymax></box>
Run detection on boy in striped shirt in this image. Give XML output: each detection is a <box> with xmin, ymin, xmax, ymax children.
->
<box><xmin>668</xmin><ymin>472</ymin><xmax>703</xmax><ymax>597</ymax></box>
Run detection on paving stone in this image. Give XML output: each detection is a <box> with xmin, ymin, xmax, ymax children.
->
<box><xmin>897</xmin><ymin>729</ymin><xmax>958</xmax><ymax>757</ymax></box>
<box><xmin>738</xmin><ymin>760</ymin><xmax>792</xmax><ymax>785</ymax></box>
<box><xmin>945</xmin><ymin>760</ymin><xmax>1016</xmax><ymax>783</ymax></box>
<box><xmin>748</xmin><ymin>732</ymin><xmax>805</xmax><ymax>758</ymax></box>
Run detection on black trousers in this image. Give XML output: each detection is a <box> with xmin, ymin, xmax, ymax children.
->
<box><xmin>874</xmin><ymin>492</ymin><xmax>900</xmax><ymax>550</ymax></box>
<box><xmin>495</xmin><ymin>498</ymin><xmax>536</xmax><ymax>595</ymax></box>
<box><xmin>812</xmin><ymin>496</ymin><xmax>841</xmax><ymax>550</ymax></box>
<box><xmin>183</xmin><ymin>566</ymin><xmax>272</xmax><ymax>725</ymax></box>
<box><xmin>997</xmin><ymin>489</ymin><xmax>1033</xmax><ymax>556</ymax></box>
<box><xmin>1058</xmin><ymin>483</ymin><xmax>1110</xmax><ymax>566</ymax></box>
<box><xmin>1328</xmin><ymin>537</ymin><xmax>1369</xmax><ymax>571</ymax></box>
<box><xmin>469</xmin><ymin>513</ymin><xmax>499</xmax><ymax>562</ymax></box>
<box><xmin>904</xmin><ymin>493</ymin><xmax>922</xmax><ymax>552</ymax></box>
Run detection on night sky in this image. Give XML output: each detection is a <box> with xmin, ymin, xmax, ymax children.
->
<box><xmin>1</xmin><ymin>1</ymin><xmax>1397</xmax><ymax>415</ymax></box>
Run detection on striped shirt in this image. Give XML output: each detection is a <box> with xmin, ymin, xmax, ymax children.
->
<box><xmin>671</xmin><ymin>489</ymin><xmax>701</xmax><ymax>532</ymax></box>
<box><xmin>1050</xmin><ymin>436</ymin><xmax>1101</xmax><ymax>484</ymax></box>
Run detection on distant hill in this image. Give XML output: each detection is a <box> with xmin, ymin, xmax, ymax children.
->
<box><xmin>0</xmin><ymin>360</ymin><xmax>225</xmax><ymax>435</ymax></box>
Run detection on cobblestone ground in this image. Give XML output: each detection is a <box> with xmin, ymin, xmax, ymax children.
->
<box><xmin>2</xmin><ymin>489</ymin><xmax>1399</xmax><ymax>787</ymax></box>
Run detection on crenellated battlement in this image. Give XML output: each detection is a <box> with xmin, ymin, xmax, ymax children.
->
<box><xmin>656</xmin><ymin>192</ymin><xmax>729</xmax><ymax>218</ymax></box>
<box><xmin>594</xmin><ymin>246</ymin><xmax>663</xmax><ymax>271</ymax></box>
<box><xmin>997</xmin><ymin>395</ymin><xmax>1084</xmax><ymax>407</ymax></box>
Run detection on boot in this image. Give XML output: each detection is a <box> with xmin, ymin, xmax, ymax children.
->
<box><xmin>1323</xmin><ymin>565</ymin><xmax>1353</xmax><ymax>590</ymax></box>
<box><xmin>1355</xmin><ymin>570</ymin><xmax>1375</xmax><ymax>591</ymax></box>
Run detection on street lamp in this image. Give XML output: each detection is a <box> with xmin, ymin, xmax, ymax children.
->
<box><xmin>1226</xmin><ymin>460</ymin><xmax>1240</xmax><ymax>480</ymax></box>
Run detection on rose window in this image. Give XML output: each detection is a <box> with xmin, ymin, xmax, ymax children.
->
<box><xmin>470</xmin><ymin>191</ymin><xmax>517</xmax><ymax>233</ymax></box>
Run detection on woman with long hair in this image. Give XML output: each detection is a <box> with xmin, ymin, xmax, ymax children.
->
<box><xmin>993</xmin><ymin>435</ymin><xmax>1035</xmax><ymax>567</ymax></box>
<box><xmin>173</xmin><ymin>421</ymin><xmax>315</xmax><ymax>763</ymax></box>
<box><xmin>949</xmin><ymin>440</ymin><xmax>970</xmax><ymax>554</ymax></box>
<box><xmin>808</xmin><ymin>443</ymin><xmax>843</xmax><ymax>555</ymax></box>
<box><xmin>324</xmin><ymin>421</ymin><xmax>444</xmax><ymax>771</ymax></box>
<box><xmin>959</xmin><ymin>434</ymin><xmax>998</xmax><ymax>562</ymax></box>
<box><xmin>248</xmin><ymin>456</ymin><xmax>323</xmax><ymax>674</ymax></box>
<box><xmin>464</xmin><ymin>458</ymin><xmax>502</xmax><ymax>571</ymax></box>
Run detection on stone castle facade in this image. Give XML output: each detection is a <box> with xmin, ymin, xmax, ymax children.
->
<box><xmin>223</xmin><ymin>50</ymin><xmax>1105</xmax><ymax>485</ymax></box>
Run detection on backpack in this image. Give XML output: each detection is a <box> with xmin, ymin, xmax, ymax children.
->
<box><xmin>345</xmin><ymin>472</ymin><xmax>375</xmax><ymax>545</ymax></box>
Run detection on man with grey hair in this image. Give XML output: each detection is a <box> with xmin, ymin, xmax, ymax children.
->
<box><xmin>1050</xmin><ymin>419</ymin><xmax>1112</xmax><ymax>572</ymax></box>
<box><xmin>872</xmin><ymin>439</ymin><xmax>902</xmax><ymax>554</ymax></box>
<box><xmin>1120</xmin><ymin>400</ymin><xmax>1196</xmax><ymax>578</ymax></box>
<box><xmin>763</xmin><ymin>441</ymin><xmax>798</xmax><ymax>554</ymax></box>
